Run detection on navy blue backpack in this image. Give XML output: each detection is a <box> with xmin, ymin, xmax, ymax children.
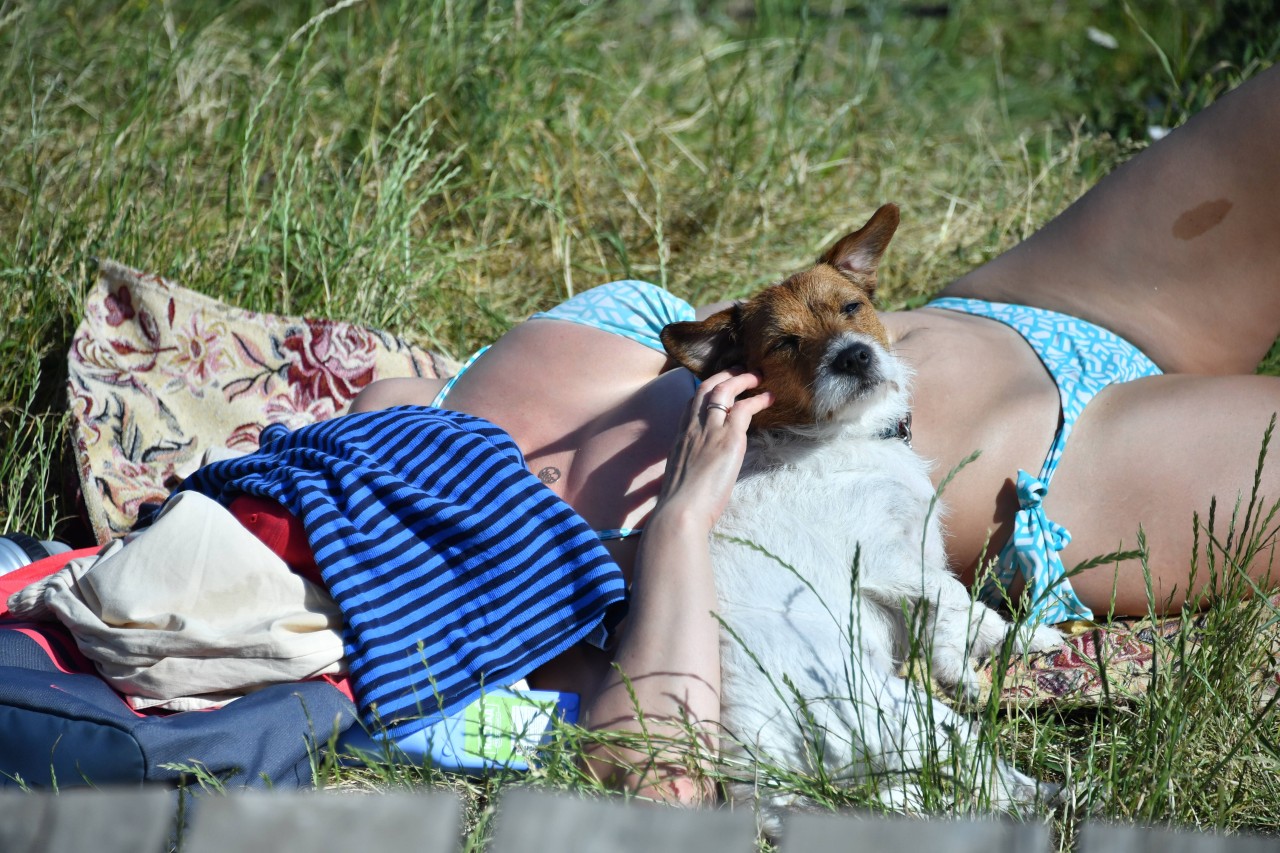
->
<box><xmin>0</xmin><ymin>553</ymin><xmax>357</xmax><ymax>790</ymax></box>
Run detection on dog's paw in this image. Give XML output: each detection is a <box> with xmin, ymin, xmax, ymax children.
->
<box><xmin>1011</xmin><ymin>623</ymin><xmax>1063</xmax><ymax>654</ymax></box>
<box><xmin>954</xmin><ymin>664</ymin><xmax>983</xmax><ymax>703</ymax></box>
<box><xmin>919</xmin><ymin>650</ymin><xmax>984</xmax><ymax>703</ymax></box>
<box><xmin>962</xmin><ymin>601</ymin><xmax>1018</xmax><ymax>660</ymax></box>
<box><xmin>983</xmin><ymin>763</ymin><xmax>1057</xmax><ymax>812</ymax></box>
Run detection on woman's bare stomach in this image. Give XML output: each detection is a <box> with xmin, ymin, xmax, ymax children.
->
<box><xmin>437</xmin><ymin>319</ymin><xmax>691</xmax><ymax>576</ymax></box>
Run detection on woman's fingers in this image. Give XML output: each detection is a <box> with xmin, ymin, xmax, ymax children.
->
<box><xmin>695</xmin><ymin>369</ymin><xmax>769</xmax><ymax>425</ymax></box>
<box><xmin>697</xmin><ymin>368</ymin><xmax>760</xmax><ymax>403</ymax></box>
<box><xmin>725</xmin><ymin>390</ymin><xmax>772</xmax><ymax>427</ymax></box>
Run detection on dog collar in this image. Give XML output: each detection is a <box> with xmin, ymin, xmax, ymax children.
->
<box><xmin>878</xmin><ymin>412</ymin><xmax>912</xmax><ymax>447</ymax></box>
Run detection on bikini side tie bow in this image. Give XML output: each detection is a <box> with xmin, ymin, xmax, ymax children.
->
<box><xmin>1003</xmin><ymin>469</ymin><xmax>1087</xmax><ymax>625</ymax></box>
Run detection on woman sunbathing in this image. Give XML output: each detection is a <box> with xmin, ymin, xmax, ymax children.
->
<box><xmin>339</xmin><ymin>65</ymin><xmax>1280</xmax><ymax>801</ymax></box>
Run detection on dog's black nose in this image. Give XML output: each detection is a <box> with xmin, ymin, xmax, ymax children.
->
<box><xmin>833</xmin><ymin>342</ymin><xmax>874</xmax><ymax>375</ymax></box>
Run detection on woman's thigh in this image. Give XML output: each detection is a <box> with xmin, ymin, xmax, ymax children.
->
<box><xmin>941</xmin><ymin>66</ymin><xmax>1280</xmax><ymax>375</ymax></box>
<box><xmin>1045</xmin><ymin>374</ymin><xmax>1280</xmax><ymax>616</ymax></box>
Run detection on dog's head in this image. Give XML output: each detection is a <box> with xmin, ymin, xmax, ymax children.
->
<box><xmin>661</xmin><ymin>204</ymin><xmax>906</xmax><ymax>432</ymax></box>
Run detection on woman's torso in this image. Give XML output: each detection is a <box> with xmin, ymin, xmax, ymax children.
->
<box><xmin>438</xmin><ymin>307</ymin><xmax>1061</xmax><ymax>587</ymax></box>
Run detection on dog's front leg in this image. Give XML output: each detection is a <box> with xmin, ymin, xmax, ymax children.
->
<box><xmin>856</xmin><ymin>536</ymin><xmax>997</xmax><ymax>699</ymax></box>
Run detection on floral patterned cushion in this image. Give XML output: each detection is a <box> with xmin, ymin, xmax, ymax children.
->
<box><xmin>68</xmin><ymin>261</ymin><xmax>456</xmax><ymax>543</ymax></box>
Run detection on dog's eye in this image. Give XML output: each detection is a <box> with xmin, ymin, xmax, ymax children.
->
<box><xmin>842</xmin><ymin>301</ymin><xmax>862</xmax><ymax>316</ymax></box>
<box><xmin>770</xmin><ymin>336</ymin><xmax>800</xmax><ymax>354</ymax></box>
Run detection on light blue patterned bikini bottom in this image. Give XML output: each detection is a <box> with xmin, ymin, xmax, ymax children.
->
<box><xmin>926</xmin><ymin>297</ymin><xmax>1163</xmax><ymax>625</ymax></box>
<box><xmin>432</xmin><ymin>280</ymin><xmax>696</xmax><ymax>541</ymax></box>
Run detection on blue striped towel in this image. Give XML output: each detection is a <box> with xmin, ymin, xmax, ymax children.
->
<box><xmin>180</xmin><ymin>407</ymin><xmax>627</xmax><ymax>736</ymax></box>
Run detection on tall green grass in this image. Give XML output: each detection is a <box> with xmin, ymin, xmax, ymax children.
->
<box><xmin>2</xmin><ymin>0</ymin><xmax>1278</xmax><ymax>846</ymax></box>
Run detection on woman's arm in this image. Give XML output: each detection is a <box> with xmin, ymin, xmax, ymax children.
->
<box><xmin>579</xmin><ymin>370</ymin><xmax>772</xmax><ymax>804</ymax></box>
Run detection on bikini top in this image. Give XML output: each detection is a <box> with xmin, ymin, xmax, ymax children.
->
<box><xmin>596</xmin><ymin>526</ymin><xmax>641</xmax><ymax>541</ymax></box>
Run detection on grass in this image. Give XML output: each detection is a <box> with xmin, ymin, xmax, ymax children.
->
<box><xmin>2</xmin><ymin>0</ymin><xmax>1278</xmax><ymax>846</ymax></box>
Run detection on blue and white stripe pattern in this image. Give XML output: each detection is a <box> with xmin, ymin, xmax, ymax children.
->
<box><xmin>180</xmin><ymin>407</ymin><xmax>626</xmax><ymax>736</ymax></box>
<box><xmin>927</xmin><ymin>297</ymin><xmax>1163</xmax><ymax>625</ymax></box>
<box><xmin>531</xmin><ymin>279</ymin><xmax>695</xmax><ymax>352</ymax></box>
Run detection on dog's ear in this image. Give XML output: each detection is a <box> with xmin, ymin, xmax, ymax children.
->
<box><xmin>660</xmin><ymin>304</ymin><xmax>745</xmax><ymax>379</ymax></box>
<box><xmin>819</xmin><ymin>203</ymin><xmax>900</xmax><ymax>294</ymax></box>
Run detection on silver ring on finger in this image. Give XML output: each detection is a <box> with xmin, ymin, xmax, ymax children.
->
<box><xmin>706</xmin><ymin>402</ymin><xmax>731</xmax><ymax>415</ymax></box>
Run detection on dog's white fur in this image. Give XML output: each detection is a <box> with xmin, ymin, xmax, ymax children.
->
<box><xmin>711</xmin><ymin>330</ymin><xmax>1060</xmax><ymax>824</ymax></box>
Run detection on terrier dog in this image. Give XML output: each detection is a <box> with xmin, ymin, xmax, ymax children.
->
<box><xmin>661</xmin><ymin>204</ymin><xmax>1060</xmax><ymax>822</ymax></box>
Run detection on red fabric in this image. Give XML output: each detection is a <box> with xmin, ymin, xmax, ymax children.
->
<box><xmin>319</xmin><ymin>673</ymin><xmax>355</xmax><ymax>702</ymax></box>
<box><xmin>226</xmin><ymin>496</ymin><xmax>351</xmax><ymax>698</ymax></box>
<box><xmin>227</xmin><ymin>494</ymin><xmax>323</xmax><ymax>587</ymax></box>
<box><xmin>0</xmin><ymin>547</ymin><xmax>101</xmax><ymax>620</ymax></box>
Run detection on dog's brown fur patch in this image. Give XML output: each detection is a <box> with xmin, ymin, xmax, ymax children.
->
<box><xmin>662</xmin><ymin>204</ymin><xmax>899</xmax><ymax>429</ymax></box>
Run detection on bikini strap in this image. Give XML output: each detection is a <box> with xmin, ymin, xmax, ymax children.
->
<box><xmin>595</xmin><ymin>526</ymin><xmax>642</xmax><ymax>541</ymax></box>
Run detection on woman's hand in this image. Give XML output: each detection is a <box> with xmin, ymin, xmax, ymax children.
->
<box><xmin>656</xmin><ymin>369</ymin><xmax>774</xmax><ymax>531</ymax></box>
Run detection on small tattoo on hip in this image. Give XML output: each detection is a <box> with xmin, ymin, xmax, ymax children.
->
<box><xmin>537</xmin><ymin>466</ymin><xmax>562</xmax><ymax>484</ymax></box>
